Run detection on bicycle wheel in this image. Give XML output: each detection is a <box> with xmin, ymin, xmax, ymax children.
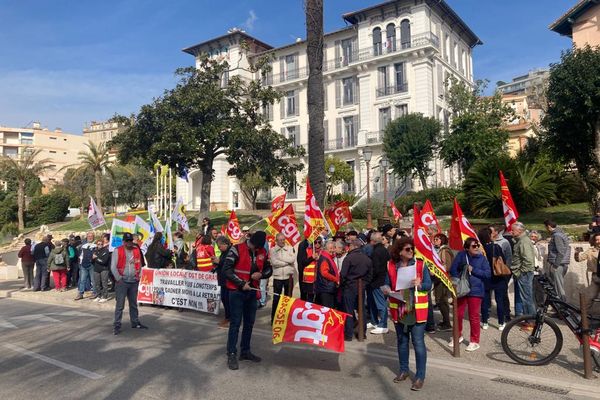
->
<box><xmin>501</xmin><ymin>315</ymin><xmax>563</xmax><ymax>366</ymax></box>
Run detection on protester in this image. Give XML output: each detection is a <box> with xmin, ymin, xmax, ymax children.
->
<box><xmin>529</xmin><ymin>230</ymin><xmax>546</xmax><ymax>272</ymax></box>
<box><xmin>201</xmin><ymin>217</ymin><xmax>212</xmax><ymax>236</ymax></box>
<box><xmin>449</xmin><ymin>237</ymin><xmax>491</xmax><ymax>351</ymax></box>
<box><xmin>491</xmin><ymin>224</ymin><xmax>516</xmax><ymax>321</ymax></box>
<box><xmin>425</xmin><ymin>225</ymin><xmax>440</xmax><ymax>334</ymax></box>
<box><xmin>146</xmin><ymin>232</ymin><xmax>173</xmax><ymax>269</ymax></box>
<box><xmin>478</xmin><ymin>228</ymin><xmax>508</xmax><ymax>331</ymax></box>
<box><xmin>210</xmin><ymin>227</ymin><xmax>221</xmax><ymax>257</ymax></box>
<box><xmin>67</xmin><ymin>235</ymin><xmax>80</xmax><ymax>289</ymax></box>
<box><xmin>510</xmin><ymin>222</ymin><xmax>537</xmax><ymax>324</ymax></box>
<box><xmin>48</xmin><ymin>239</ymin><xmax>70</xmax><ymax>292</ymax></box>
<box><xmin>297</xmin><ymin>237</ymin><xmax>321</xmax><ymax>302</ymax></box>
<box><xmin>195</xmin><ymin>234</ymin><xmax>215</xmax><ymax>272</ymax></box>
<box><xmin>18</xmin><ymin>238</ymin><xmax>35</xmax><ymax>290</ymax></box>
<box><xmin>381</xmin><ymin>224</ymin><xmax>397</xmax><ymax>244</ymax></box>
<box><xmin>269</xmin><ymin>233</ymin><xmax>296</xmax><ymax>324</ymax></box>
<box><xmin>333</xmin><ymin>240</ymin><xmax>347</xmax><ymax>273</ymax></box>
<box><xmin>111</xmin><ymin>232</ymin><xmax>147</xmax><ymax>335</ymax></box>
<box><xmin>33</xmin><ymin>234</ymin><xmax>53</xmax><ymax>291</ymax></box>
<box><xmin>367</xmin><ymin>232</ymin><xmax>390</xmax><ymax>334</ymax></box>
<box><xmin>173</xmin><ymin>231</ymin><xmax>189</xmax><ymax>269</ymax></box>
<box><xmin>314</xmin><ymin>240</ymin><xmax>339</xmax><ymax>309</ymax></box>
<box><xmin>75</xmin><ymin>232</ymin><xmax>97</xmax><ymax>300</ymax></box>
<box><xmin>545</xmin><ymin>219</ymin><xmax>571</xmax><ymax>300</ymax></box>
<box><xmin>432</xmin><ymin>233</ymin><xmax>453</xmax><ymax>331</ymax></box>
<box><xmin>382</xmin><ymin>237</ymin><xmax>431</xmax><ymax>391</ymax></box>
<box><xmin>223</xmin><ymin>231</ymin><xmax>273</xmax><ymax>370</ymax></box>
<box><xmin>574</xmin><ymin>233</ymin><xmax>600</xmax><ymax>311</ymax></box>
<box><xmin>213</xmin><ymin>236</ymin><xmax>232</xmax><ymax>327</ymax></box>
<box><xmin>340</xmin><ymin>238</ymin><xmax>372</xmax><ymax>341</ymax></box>
<box><xmin>92</xmin><ymin>235</ymin><xmax>112</xmax><ymax>303</ymax></box>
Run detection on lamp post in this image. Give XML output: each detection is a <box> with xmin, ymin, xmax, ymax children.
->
<box><xmin>112</xmin><ymin>190</ymin><xmax>119</xmax><ymax>216</ymax></box>
<box><xmin>380</xmin><ymin>155</ymin><xmax>389</xmax><ymax>219</ymax></box>
<box><xmin>363</xmin><ymin>148</ymin><xmax>373</xmax><ymax>229</ymax></box>
<box><xmin>328</xmin><ymin>164</ymin><xmax>336</xmax><ymax>207</ymax></box>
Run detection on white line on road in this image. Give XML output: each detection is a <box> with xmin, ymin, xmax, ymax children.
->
<box><xmin>3</xmin><ymin>344</ymin><xmax>104</xmax><ymax>380</ymax></box>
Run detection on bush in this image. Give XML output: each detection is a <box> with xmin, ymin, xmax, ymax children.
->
<box><xmin>26</xmin><ymin>192</ymin><xmax>70</xmax><ymax>226</ymax></box>
<box><xmin>394</xmin><ymin>187</ymin><xmax>463</xmax><ymax>214</ymax></box>
<box><xmin>351</xmin><ymin>198</ymin><xmax>384</xmax><ymax>220</ymax></box>
<box><xmin>0</xmin><ymin>193</ymin><xmax>18</xmax><ymax>227</ymax></box>
<box><xmin>330</xmin><ymin>193</ymin><xmax>358</xmax><ymax>206</ymax></box>
<box><xmin>0</xmin><ymin>222</ymin><xmax>18</xmax><ymax>238</ymax></box>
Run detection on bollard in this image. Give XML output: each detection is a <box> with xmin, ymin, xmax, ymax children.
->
<box><xmin>358</xmin><ymin>278</ymin><xmax>365</xmax><ymax>342</ymax></box>
<box><xmin>452</xmin><ymin>296</ymin><xmax>460</xmax><ymax>358</ymax></box>
<box><xmin>580</xmin><ymin>292</ymin><xmax>595</xmax><ymax>379</ymax></box>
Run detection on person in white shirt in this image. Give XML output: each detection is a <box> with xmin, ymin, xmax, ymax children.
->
<box><xmin>334</xmin><ymin>240</ymin><xmax>347</xmax><ymax>273</ymax></box>
<box><xmin>269</xmin><ymin>233</ymin><xmax>296</xmax><ymax>324</ymax></box>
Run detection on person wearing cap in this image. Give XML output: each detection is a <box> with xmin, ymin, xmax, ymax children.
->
<box><xmin>242</xmin><ymin>226</ymin><xmax>251</xmax><ymax>240</ymax></box>
<box><xmin>222</xmin><ymin>230</ymin><xmax>272</xmax><ymax>370</ymax></box>
<box><xmin>111</xmin><ymin>232</ymin><xmax>148</xmax><ymax>335</ymax></box>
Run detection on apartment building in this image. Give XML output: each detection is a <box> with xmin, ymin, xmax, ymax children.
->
<box><xmin>550</xmin><ymin>0</ymin><xmax>600</xmax><ymax>47</ymax></box>
<box><xmin>497</xmin><ymin>69</ymin><xmax>549</xmax><ymax>96</ymax></box>
<box><xmin>0</xmin><ymin>122</ymin><xmax>87</xmax><ymax>188</ymax></box>
<box><xmin>83</xmin><ymin>120</ymin><xmax>127</xmax><ymax>147</ymax></box>
<box><xmin>177</xmin><ymin>0</ymin><xmax>481</xmax><ymax>211</ymax></box>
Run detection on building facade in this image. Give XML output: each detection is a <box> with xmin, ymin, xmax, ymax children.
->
<box><xmin>550</xmin><ymin>0</ymin><xmax>600</xmax><ymax>47</ymax></box>
<box><xmin>0</xmin><ymin>122</ymin><xmax>88</xmax><ymax>188</ymax></box>
<box><xmin>83</xmin><ymin>120</ymin><xmax>126</xmax><ymax>147</ymax></box>
<box><xmin>177</xmin><ymin>0</ymin><xmax>481</xmax><ymax>211</ymax></box>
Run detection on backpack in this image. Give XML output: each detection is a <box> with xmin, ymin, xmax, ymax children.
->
<box><xmin>54</xmin><ymin>252</ymin><xmax>65</xmax><ymax>266</ymax></box>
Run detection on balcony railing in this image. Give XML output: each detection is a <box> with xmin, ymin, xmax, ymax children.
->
<box><xmin>365</xmin><ymin>131</ymin><xmax>385</xmax><ymax>145</ymax></box>
<box><xmin>325</xmin><ymin>136</ymin><xmax>358</xmax><ymax>151</ymax></box>
<box><xmin>376</xmin><ymin>83</ymin><xmax>408</xmax><ymax>97</ymax></box>
<box><xmin>270</xmin><ymin>66</ymin><xmax>309</xmax><ymax>85</ymax></box>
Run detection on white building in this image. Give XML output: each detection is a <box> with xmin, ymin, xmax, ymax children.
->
<box><xmin>177</xmin><ymin>0</ymin><xmax>481</xmax><ymax>211</ymax></box>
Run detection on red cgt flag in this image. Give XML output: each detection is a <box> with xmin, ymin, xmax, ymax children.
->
<box><xmin>266</xmin><ymin>204</ymin><xmax>302</xmax><ymax>247</ymax></box>
<box><xmin>420</xmin><ymin>199</ymin><xmax>441</xmax><ymax>234</ymax></box>
<box><xmin>448</xmin><ymin>198</ymin><xmax>478</xmax><ymax>251</ymax></box>
<box><xmin>303</xmin><ymin>178</ymin><xmax>326</xmax><ymax>243</ymax></box>
<box><xmin>272</xmin><ymin>295</ymin><xmax>349</xmax><ymax>353</ymax></box>
<box><xmin>499</xmin><ymin>170</ymin><xmax>519</xmax><ymax>231</ymax></box>
<box><xmin>324</xmin><ymin>201</ymin><xmax>352</xmax><ymax>236</ymax></box>
<box><xmin>271</xmin><ymin>193</ymin><xmax>286</xmax><ymax>213</ymax></box>
<box><xmin>226</xmin><ymin>210</ymin><xmax>243</xmax><ymax>244</ymax></box>
<box><xmin>391</xmin><ymin>201</ymin><xmax>402</xmax><ymax>221</ymax></box>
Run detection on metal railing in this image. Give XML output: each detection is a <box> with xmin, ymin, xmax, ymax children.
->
<box><xmin>365</xmin><ymin>131</ymin><xmax>385</xmax><ymax>145</ymax></box>
<box><xmin>270</xmin><ymin>66</ymin><xmax>309</xmax><ymax>85</ymax></box>
<box><xmin>325</xmin><ymin>136</ymin><xmax>358</xmax><ymax>151</ymax></box>
<box><xmin>376</xmin><ymin>83</ymin><xmax>408</xmax><ymax>97</ymax></box>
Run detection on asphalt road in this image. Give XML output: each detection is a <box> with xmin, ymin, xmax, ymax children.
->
<box><xmin>0</xmin><ymin>298</ymin><xmax>598</xmax><ymax>400</ymax></box>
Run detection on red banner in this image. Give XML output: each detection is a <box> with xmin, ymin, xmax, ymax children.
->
<box><xmin>391</xmin><ymin>201</ymin><xmax>402</xmax><ymax>221</ymax></box>
<box><xmin>272</xmin><ymin>295</ymin><xmax>348</xmax><ymax>353</ymax></box>
<box><xmin>448</xmin><ymin>198</ymin><xmax>478</xmax><ymax>251</ymax></box>
<box><xmin>499</xmin><ymin>170</ymin><xmax>519</xmax><ymax>231</ymax></box>
<box><xmin>303</xmin><ymin>179</ymin><xmax>325</xmax><ymax>243</ymax></box>
<box><xmin>324</xmin><ymin>201</ymin><xmax>352</xmax><ymax>236</ymax></box>
<box><xmin>271</xmin><ymin>193</ymin><xmax>286</xmax><ymax>213</ymax></box>
<box><xmin>266</xmin><ymin>204</ymin><xmax>301</xmax><ymax>247</ymax></box>
<box><xmin>226</xmin><ymin>210</ymin><xmax>243</xmax><ymax>244</ymax></box>
<box><xmin>420</xmin><ymin>199</ymin><xmax>441</xmax><ymax>233</ymax></box>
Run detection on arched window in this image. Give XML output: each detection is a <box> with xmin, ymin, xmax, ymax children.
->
<box><xmin>400</xmin><ymin>19</ymin><xmax>411</xmax><ymax>49</ymax></box>
<box><xmin>372</xmin><ymin>27</ymin><xmax>382</xmax><ymax>56</ymax></box>
<box><xmin>386</xmin><ymin>23</ymin><xmax>396</xmax><ymax>52</ymax></box>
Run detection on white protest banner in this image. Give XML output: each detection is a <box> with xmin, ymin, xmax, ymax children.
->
<box><xmin>137</xmin><ymin>268</ymin><xmax>220</xmax><ymax>314</ymax></box>
<box><xmin>109</xmin><ymin>219</ymin><xmax>135</xmax><ymax>251</ymax></box>
<box><xmin>87</xmin><ymin>196</ymin><xmax>106</xmax><ymax>229</ymax></box>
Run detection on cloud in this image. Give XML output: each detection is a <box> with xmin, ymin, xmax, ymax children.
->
<box><xmin>242</xmin><ymin>10</ymin><xmax>257</xmax><ymax>31</ymax></box>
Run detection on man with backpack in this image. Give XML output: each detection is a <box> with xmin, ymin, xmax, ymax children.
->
<box><xmin>33</xmin><ymin>234</ymin><xmax>54</xmax><ymax>291</ymax></box>
<box><xmin>75</xmin><ymin>232</ymin><xmax>97</xmax><ymax>300</ymax></box>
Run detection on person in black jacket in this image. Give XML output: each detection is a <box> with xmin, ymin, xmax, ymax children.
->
<box><xmin>367</xmin><ymin>232</ymin><xmax>391</xmax><ymax>334</ymax></box>
<box><xmin>296</xmin><ymin>237</ymin><xmax>322</xmax><ymax>302</ymax></box>
<box><xmin>341</xmin><ymin>238</ymin><xmax>373</xmax><ymax>341</ymax></box>
<box><xmin>33</xmin><ymin>234</ymin><xmax>54</xmax><ymax>291</ymax></box>
<box><xmin>92</xmin><ymin>234</ymin><xmax>112</xmax><ymax>303</ymax></box>
<box><xmin>212</xmin><ymin>236</ymin><xmax>232</xmax><ymax>328</ymax></box>
<box><xmin>145</xmin><ymin>232</ymin><xmax>173</xmax><ymax>269</ymax></box>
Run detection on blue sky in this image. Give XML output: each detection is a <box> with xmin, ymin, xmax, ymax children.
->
<box><xmin>0</xmin><ymin>0</ymin><xmax>573</xmax><ymax>134</ymax></box>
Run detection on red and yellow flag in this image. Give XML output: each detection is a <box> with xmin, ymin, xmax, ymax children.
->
<box><xmin>266</xmin><ymin>204</ymin><xmax>301</xmax><ymax>247</ymax></box>
<box><xmin>226</xmin><ymin>210</ymin><xmax>243</xmax><ymax>244</ymax></box>
<box><xmin>413</xmin><ymin>205</ymin><xmax>455</xmax><ymax>296</ymax></box>
<box><xmin>303</xmin><ymin>179</ymin><xmax>326</xmax><ymax>243</ymax></box>
<box><xmin>272</xmin><ymin>295</ymin><xmax>349</xmax><ymax>353</ymax></box>
<box><xmin>391</xmin><ymin>201</ymin><xmax>402</xmax><ymax>221</ymax></box>
<box><xmin>448</xmin><ymin>198</ymin><xmax>478</xmax><ymax>251</ymax></box>
<box><xmin>271</xmin><ymin>193</ymin><xmax>286</xmax><ymax>213</ymax></box>
<box><xmin>420</xmin><ymin>199</ymin><xmax>441</xmax><ymax>234</ymax></box>
<box><xmin>499</xmin><ymin>170</ymin><xmax>519</xmax><ymax>231</ymax></box>
<box><xmin>324</xmin><ymin>201</ymin><xmax>352</xmax><ymax>236</ymax></box>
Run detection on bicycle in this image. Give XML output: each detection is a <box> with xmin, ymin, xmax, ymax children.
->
<box><xmin>500</xmin><ymin>275</ymin><xmax>600</xmax><ymax>370</ymax></box>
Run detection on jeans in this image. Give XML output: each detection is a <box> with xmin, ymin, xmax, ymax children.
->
<box><xmin>342</xmin><ymin>287</ymin><xmax>365</xmax><ymax>339</ymax></box>
<box><xmin>221</xmin><ymin>285</ymin><xmax>231</xmax><ymax>320</ymax></box>
<box><xmin>21</xmin><ymin>261</ymin><xmax>34</xmax><ymax>289</ymax></box>
<box><xmin>33</xmin><ymin>259</ymin><xmax>49</xmax><ymax>290</ymax></box>
<box><xmin>227</xmin><ymin>290</ymin><xmax>258</xmax><ymax>355</ymax></box>
<box><xmin>271</xmin><ymin>277</ymin><xmax>293</xmax><ymax>323</ymax></box>
<box><xmin>113</xmin><ymin>280</ymin><xmax>140</xmax><ymax>329</ymax></box>
<box><xmin>68</xmin><ymin>261</ymin><xmax>79</xmax><ymax>287</ymax></box>
<box><xmin>457</xmin><ymin>296</ymin><xmax>483</xmax><ymax>343</ymax></box>
<box><xmin>367</xmin><ymin>287</ymin><xmax>388</xmax><ymax>328</ymax></box>
<box><xmin>395</xmin><ymin>322</ymin><xmax>427</xmax><ymax>381</ymax></box>
<box><xmin>93</xmin><ymin>270</ymin><xmax>110</xmax><ymax>299</ymax></box>
<box><xmin>516</xmin><ymin>272</ymin><xmax>536</xmax><ymax>316</ymax></box>
<box><xmin>549</xmin><ymin>264</ymin><xmax>568</xmax><ymax>300</ymax></box>
<box><xmin>78</xmin><ymin>265</ymin><xmax>94</xmax><ymax>295</ymax></box>
<box><xmin>482</xmin><ymin>279</ymin><xmax>509</xmax><ymax>325</ymax></box>
<box><xmin>259</xmin><ymin>278</ymin><xmax>268</xmax><ymax>306</ymax></box>
<box><xmin>51</xmin><ymin>270</ymin><xmax>68</xmax><ymax>289</ymax></box>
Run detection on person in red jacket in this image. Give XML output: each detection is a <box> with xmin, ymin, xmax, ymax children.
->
<box><xmin>314</xmin><ymin>240</ymin><xmax>339</xmax><ymax>308</ymax></box>
<box><xmin>18</xmin><ymin>238</ymin><xmax>35</xmax><ymax>290</ymax></box>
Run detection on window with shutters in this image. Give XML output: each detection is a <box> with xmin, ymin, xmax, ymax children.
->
<box><xmin>323</xmin><ymin>84</ymin><xmax>328</xmax><ymax>110</ymax></box>
<box><xmin>220</xmin><ymin>70</ymin><xmax>229</xmax><ymax>87</ymax></box>
<box><xmin>343</xmin><ymin>116</ymin><xmax>357</xmax><ymax>147</ymax></box>
<box><xmin>343</xmin><ymin>161</ymin><xmax>356</xmax><ymax>193</ymax></box>
<box><xmin>437</xmin><ymin>64</ymin><xmax>444</xmax><ymax>98</ymax></box>
<box><xmin>444</xmin><ymin>34</ymin><xmax>450</xmax><ymax>61</ymax></box>
<box><xmin>379</xmin><ymin>107</ymin><xmax>391</xmax><ymax>131</ymax></box>
<box><xmin>341</xmin><ymin>38</ymin><xmax>354</xmax><ymax>66</ymax></box>
<box><xmin>376</xmin><ymin>66</ymin><xmax>389</xmax><ymax>97</ymax></box>
<box><xmin>459</xmin><ymin>49</ymin><xmax>465</xmax><ymax>74</ymax></box>
<box><xmin>288</xmin><ymin>180</ymin><xmax>298</xmax><ymax>199</ymax></box>
<box><xmin>395</xmin><ymin>104</ymin><xmax>408</xmax><ymax>118</ymax></box>
<box><xmin>400</xmin><ymin>19</ymin><xmax>411</xmax><ymax>49</ymax></box>
<box><xmin>373</xmin><ymin>28</ymin><xmax>382</xmax><ymax>56</ymax></box>
<box><xmin>285</xmin><ymin>90</ymin><xmax>298</xmax><ymax>117</ymax></box>
<box><xmin>342</xmin><ymin>77</ymin><xmax>354</xmax><ymax>105</ymax></box>
<box><xmin>394</xmin><ymin>63</ymin><xmax>407</xmax><ymax>92</ymax></box>
<box><xmin>451</xmin><ymin>41</ymin><xmax>457</xmax><ymax>67</ymax></box>
<box><xmin>286</xmin><ymin>54</ymin><xmax>298</xmax><ymax>80</ymax></box>
<box><xmin>287</xmin><ymin>126</ymin><xmax>298</xmax><ymax>147</ymax></box>
<box><xmin>262</xmin><ymin>102</ymin><xmax>273</xmax><ymax>121</ymax></box>
<box><xmin>261</xmin><ymin>66</ymin><xmax>273</xmax><ymax>85</ymax></box>
<box><xmin>385</xmin><ymin>24</ymin><xmax>396</xmax><ymax>53</ymax></box>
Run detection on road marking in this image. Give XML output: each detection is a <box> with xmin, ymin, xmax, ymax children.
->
<box><xmin>11</xmin><ymin>314</ymin><xmax>62</xmax><ymax>323</ymax></box>
<box><xmin>0</xmin><ymin>318</ymin><xmax>17</xmax><ymax>329</ymax></box>
<box><xmin>3</xmin><ymin>344</ymin><xmax>104</xmax><ymax>380</ymax></box>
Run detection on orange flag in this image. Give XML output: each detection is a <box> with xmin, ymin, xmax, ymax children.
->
<box><xmin>324</xmin><ymin>201</ymin><xmax>352</xmax><ymax>236</ymax></box>
<box><xmin>266</xmin><ymin>204</ymin><xmax>302</xmax><ymax>247</ymax></box>
<box><xmin>390</xmin><ymin>201</ymin><xmax>402</xmax><ymax>221</ymax></box>
<box><xmin>303</xmin><ymin>179</ymin><xmax>326</xmax><ymax>243</ymax></box>
<box><xmin>226</xmin><ymin>210</ymin><xmax>243</xmax><ymax>244</ymax></box>
<box><xmin>420</xmin><ymin>199</ymin><xmax>441</xmax><ymax>233</ymax></box>
<box><xmin>448</xmin><ymin>198</ymin><xmax>478</xmax><ymax>251</ymax></box>
<box><xmin>271</xmin><ymin>193</ymin><xmax>286</xmax><ymax>213</ymax></box>
<box><xmin>499</xmin><ymin>171</ymin><xmax>519</xmax><ymax>231</ymax></box>
<box><xmin>413</xmin><ymin>204</ymin><xmax>455</xmax><ymax>296</ymax></box>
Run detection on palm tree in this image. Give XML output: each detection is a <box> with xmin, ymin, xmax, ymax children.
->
<box><xmin>0</xmin><ymin>148</ymin><xmax>52</xmax><ymax>230</ymax></box>
<box><xmin>76</xmin><ymin>141</ymin><xmax>113</xmax><ymax>211</ymax></box>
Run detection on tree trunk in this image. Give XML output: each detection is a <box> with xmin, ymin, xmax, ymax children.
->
<box><xmin>198</xmin><ymin>167</ymin><xmax>213</xmax><ymax>223</ymax></box>
<box><xmin>95</xmin><ymin>170</ymin><xmax>102</xmax><ymax>211</ymax></box>
<box><xmin>419</xmin><ymin>173</ymin><xmax>428</xmax><ymax>190</ymax></box>
<box><xmin>306</xmin><ymin>0</ymin><xmax>326</xmax><ymax>209</ymax></box>
<box><xmin>17</xmin><ymin>179</ymin><xmax>25</xmax><ymax>231</ymax></box>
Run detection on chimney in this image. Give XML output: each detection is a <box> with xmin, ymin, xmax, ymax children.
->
<box><xmin>32</xmin><ymin>121</ymin><xmax>41</xmax><ymax>129</ymax></box>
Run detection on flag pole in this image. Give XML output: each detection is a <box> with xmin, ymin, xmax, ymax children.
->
<box><xmin>169</xmin><ymin>168</ymin><xmax>173</xmax><ymax>218</ymax></box>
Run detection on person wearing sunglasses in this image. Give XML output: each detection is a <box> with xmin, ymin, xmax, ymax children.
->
<box><xmin>448</xmin><ymin>237</ymin><xmax>491</xmax><ymax>352</ymax></box>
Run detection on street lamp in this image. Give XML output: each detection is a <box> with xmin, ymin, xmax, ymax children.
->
<box><xmin>328</xmin><ymin>164</ymin><xmax>336</xmax><ymax>206</ymax></box>
<box><xmin>112</xmin><ymin>190</ymin><xmax>120</xmax><ymax>215</ymax></box>
<box><xmin>363</xmin><ymin>148</ymin><xmax>373</xmax><ymax>229</ymax></box>
<box><xmin>380</xmin><ymin>155</ymin><xmax>389</xmax><ymax>219</ymax></box>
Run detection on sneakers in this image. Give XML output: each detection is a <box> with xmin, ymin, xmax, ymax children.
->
<box><xmin>447</xmin><ymin>336</ymin><xmax>464</xmax><ymax>347</ymax></box>
<box><xmin>98</xmin><ymin>297</ymin><xmax>108</xmax><ymax>303</ymax></box>
<box><xmin>366</xmin><ymin>322</ymin><xmax>377</xmax><ymax>330</ymax></box>
<box><xmin>93</xmin><ymin>297</ymin><xmax>101</xmax><ymax>302</ymax></box>
<box><xmin>239</xmin><ymin>352</ymin><xmax>261</xmax><ymax>362</ymax></box>
<box><xmin>113</xmin><ymin>326</ymin><xmax>121</xmax><ymax>335</ymax></box>
<box><xmin>228</xmin><ymin>353</ymin><xmax>239</xmax><ymax>370</ymax></box>
<box><xmin>482</xmin><ymin>322</ymin><xmax>489</xmax><ymax>330</ymax></box>
<box><xmin>132</xmin><ymin>323</ymin><xmax>148</xmax><ymax>329</ymax></box>
<box><xmin>437</xmin><ymin>323</ymin><xmax>452</xmax><ymax>332</ymax></box>
<box><xmin>370</xmin><ymin>327</ymin><xmax>389</xmax><ymax>334</ymax></box>
<box><xmin>74</xmin><ymin>294</ymin><xmax>83</xmax><ymax>301</ymax></box>
<box><xmin>465</xmin><ymin>342</ymin><xmax>480</xmax><ymax>352</ymax></box>
<box><xmin>498</xmin><ymin>323</ymin><xmax>506</xmax><ymax>331</ymax></box>
<box><xmin>425</xmin><ymin>327</ymin><xmax>437</xmax><ymax>334</ymax></box>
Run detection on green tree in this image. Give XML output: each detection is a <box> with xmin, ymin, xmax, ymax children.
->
<box><xmin>543</xmin><ymin>45</ymin><xmax>600</xmax><ymax>208</ymax></box>
<box><xmin>439</xmin><ymin>78</ymin><xmax>514</xmax><ymax>173</ymax></box>
<box><xmin>58</xmin><ymin>167</ymin><xmax>95</xmax><ymax>214</ymax></box>
<box><xmin>239</xmin><ymin>172</ymin><xmax>271</xmax><ymax>210</ymax></box>
<box><xmin>325</xmin><ymin>156</ymin><xmax>354</xmax><ymax>200</ymax></box>
<box><xmin>109</xmin><ymin>165</ymin><xmax>155</xmax><ymax>209</ymax></box>
<box><xmin>112</xmin><ymin>58</ymin><xmax>303</xmax><ymax>219</ymax></box>
<box><xmin>73</xmin><ymin>141</ymin><xmax>114</xmax><ymax>211</ymax></box>
<box><xmin>0</xmin><ymin>149</ymin><xmax>52</xmax><ymax>230</ymax></box>
<box><xmin>26</xmin><ymin>191</ymin><xmax>70</xmax><ymax>226</ymax></box>
<box><xmin>383</xmin><ymin>113</ymin><xmax>440</xmax><ymax>189</ymax></box>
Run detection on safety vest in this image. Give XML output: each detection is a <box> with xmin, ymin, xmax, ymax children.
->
<box><xmin>116</xmin><ymin>246</ymin><xmax>142</xmax><ymax>280</ymax></box>
<box><xmin>387</xmin><ymin>259</ymin><xmax>429</xmax><ymax>324</ymax></box>
<box><xmin>225</xmin><ymin>242</ymin><xmax>267</xmax><ymax>291</ymax></box>
<box><xmin>196</xmin><ymin>244</ymin><xmax>214</xmax><ymax>272</ymax></box>
<box><xmin>302</xmin><ymin>247</ymin><xmax>317</xmax><ymax>284</ymax></box>
<box><xmin>314</xmin><ymin>251</ymin><xmax>338</xmax><ymax>294</ymax></box>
